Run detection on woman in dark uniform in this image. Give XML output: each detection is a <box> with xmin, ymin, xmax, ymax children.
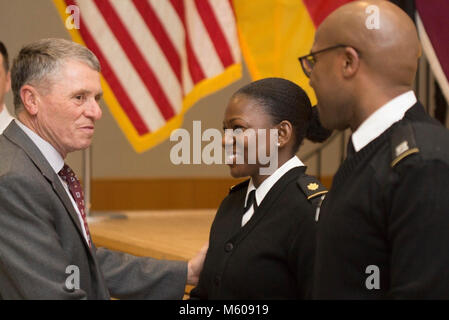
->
<box><xmin>190</xmin><ymin>77</ymin><xmax>331</xmax><ymax>300</ymax></box>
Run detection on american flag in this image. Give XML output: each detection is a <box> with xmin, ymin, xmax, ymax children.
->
<box><xmin>54</xmin><ymin>0</ymin><xmax>242</xmax><ymax>152</ymax></box>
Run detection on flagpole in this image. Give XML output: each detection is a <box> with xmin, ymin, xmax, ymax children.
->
<box><xmin>83</xmin><ymin>146</ymin><xmax>127</xmax><ymax>222</ymax></box>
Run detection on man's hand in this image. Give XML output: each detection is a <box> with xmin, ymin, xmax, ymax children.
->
<box><xmin>187</xmin><ymin>242</ymin><xmax>208</xmax><ymax>286</ymax></box>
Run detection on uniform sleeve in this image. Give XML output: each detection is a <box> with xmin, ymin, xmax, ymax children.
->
<box><xmin>388</xmin><ymin>159</ymin><xmax>449</xmax><ymax>299</ymax></box>
<box><xmin>96</xmin><ymin>248</ymin><xmax>187</xmax><ymax>300</ymax></box>
<box><xmin>0</xmin><ymin>172</ymin><xmax>87</xmax><ymax>299</ymax></box>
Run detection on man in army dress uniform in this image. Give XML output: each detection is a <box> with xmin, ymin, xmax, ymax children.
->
<box><xmin>298</xmin><ymin>1</ymin><xmax>449</xmax><ymax>298</ymax></box>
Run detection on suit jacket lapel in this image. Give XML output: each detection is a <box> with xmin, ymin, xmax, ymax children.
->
<box><xmin>3</xmin><ymin>121</ymin><xmax>92</xmax><ymax>254</ymax></box>
<box><xmin>51</xmin><ymin>177</ymin><xmax>87</xmax><ymax>243</ymax></box>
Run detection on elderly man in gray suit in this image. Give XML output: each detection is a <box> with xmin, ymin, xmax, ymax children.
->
<box><xmin>0</xmin><ymin>38</ymin><xmax>206</xmax><ymax>299</ymax></box>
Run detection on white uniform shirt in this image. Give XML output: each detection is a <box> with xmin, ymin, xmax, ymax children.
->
<box><xmin>0</xmin><ymin>104</ymin><xmax>13</xmax><ymax>134</ymax></box>
<box><xmin>351</xmin><ymin>91</ymin><xmax>417</xmax><ymax>152</ymax></box>
<box><xmin>242</xmin><ymin>155</ymin><xmax>304</xmax><ymax>226</ymax></box>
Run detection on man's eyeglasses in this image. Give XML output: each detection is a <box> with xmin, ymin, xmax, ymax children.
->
<box><xmin>298</xmin><ymin>44</ymin><xmax>354</xmax><ymax>78</ymax></box>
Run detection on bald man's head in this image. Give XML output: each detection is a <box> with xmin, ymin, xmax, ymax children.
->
<box><xmin>309</xmin><ymin>0</ymin><xmax>421</xmax><ymax>131</ymax></box>
<box><xmin>316</xmin><ymin>0</ymin><xmax>420</xmax><ymax>86</ymax></box>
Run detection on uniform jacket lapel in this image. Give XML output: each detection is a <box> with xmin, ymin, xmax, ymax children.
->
<box><xmin>233</xmin><ymin>166</ymin><xmax>305</xmax><ymax>244</ymax></box>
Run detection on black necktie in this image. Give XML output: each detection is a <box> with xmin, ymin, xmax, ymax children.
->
<box><xmin>347</xmin><ymin>137</ymin><xmax>356</xmax><ymax>158</ymax></box>
<box><xmin>244</xmin><ymin>189</ymin><xmax>258</xmax><ymax>212</ymax></box>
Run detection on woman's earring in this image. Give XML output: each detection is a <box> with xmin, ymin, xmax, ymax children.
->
<box><xmin>276</xmin><ymin>142</ymin><xmax>281</xmax><ymax>147</ymax></box>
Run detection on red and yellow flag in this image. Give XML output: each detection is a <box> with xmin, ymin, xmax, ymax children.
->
<box><xmin>54</xmin><ymin>0</ymin><xmax>354</xmax><ymax>152</ymax></box>
<box><xmin>234</xmin><ymin>0</ymin><xmax>354</xmax><ymax>105</ymax></box>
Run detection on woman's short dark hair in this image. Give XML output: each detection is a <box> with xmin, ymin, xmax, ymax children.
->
<box><xmin>234</xmin><ymin>77</ymin><xmax>332</xmax><ymax>152</ymax></box>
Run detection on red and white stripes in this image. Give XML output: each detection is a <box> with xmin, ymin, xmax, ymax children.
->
<box><xmin>65</xmin><ymin>0</ymin><xmax>241</xmax><ymax>136</ymax></box>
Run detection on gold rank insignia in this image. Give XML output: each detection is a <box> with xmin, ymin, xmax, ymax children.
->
<box><xmin>297</xmin><ymin>175</ymin><xmax>328</xmax><ymax>202</ymax></box>
<box><xmin>307</xmin><ymin>183</ymin><xmax>319</xmax><ymax>191</ymax></box>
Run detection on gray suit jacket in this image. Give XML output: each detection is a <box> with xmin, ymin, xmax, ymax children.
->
<box><xmin>0</xmin><ymin>121</ymin><xmax>187</xmax><ymax>299</ymax></box>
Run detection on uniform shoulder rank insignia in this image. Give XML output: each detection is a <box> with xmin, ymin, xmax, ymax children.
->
<box><xmin>297</xmin><ymin>174</ymin><xmax>328</xmax><ymax>201</ymax></box>
<box><xmin>307</xmin><ymin>182</ymin><xmax>319</xmax><ymax>191</ymax></box>
<box><xmin>229</xmin><ymin>179</ymin><xmax>250</xmax><ymax>193</ymax></box>
<box><xmin>390</xmin><ymin>123</ymin><xmax>420</xmax><ymax>167</ymax></box>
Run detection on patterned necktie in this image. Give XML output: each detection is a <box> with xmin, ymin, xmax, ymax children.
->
<box><xmin>58</xmin><ymin>164</ymin><xmax>92</xmax><ymax>247</ymax></box>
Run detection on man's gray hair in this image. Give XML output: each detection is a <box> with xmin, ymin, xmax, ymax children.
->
<box><xmin>11</xmin><ymin>38</ymin><xmax>100</xmax><ymax>114</ymax></box>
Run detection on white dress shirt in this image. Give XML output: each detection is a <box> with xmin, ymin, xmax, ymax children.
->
<box><xmin>0</xmin><ymin>104</ymin><xmax>14</xmax><ymax>134</ymax></box>
<box><xmin>242</xmin><ymin>155</ymin><xmax>304</xmax><ymax>226</ymax></box>
<box><xmin>15</xmin><ymin>120</ymin><xmax>90</xmax><ymax>244</ymax></box>
<box><xmin>351</xmin><ymin>90</ymin><xmax>417</xmax><ymax>152</ymax></box>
